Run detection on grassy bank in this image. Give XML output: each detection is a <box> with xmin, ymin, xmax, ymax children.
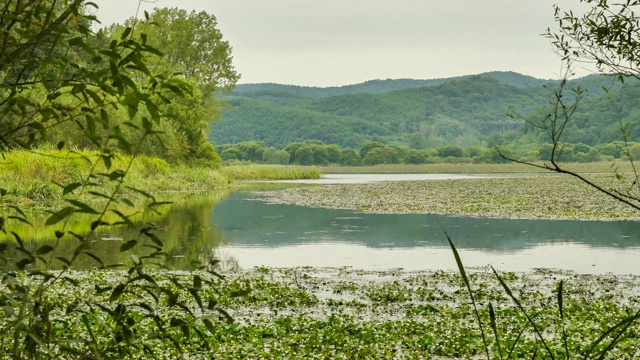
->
<box><xmin>0</xmin><ymin>149</ymin><xmax>319</xmax><ymax>209</ymax></box>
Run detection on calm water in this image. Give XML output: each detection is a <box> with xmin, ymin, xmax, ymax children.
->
<box><xmin>215</xmin><ymin>192</ymin><xmax>640</xmax><ymax>274</ymax></box>
<box><xmin>5</xmin><ymin>174</ymin><xmax>640</xmax><ymax>274</ymax></box>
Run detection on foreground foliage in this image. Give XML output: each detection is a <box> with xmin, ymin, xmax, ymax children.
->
<box><xmin>0</xmin><ymin>1</ymin><xmax>243</xmax><ymax>358</ymax></box>
<box><xmin>4</xmin><ymin>267</ymin><xmax>636</xmax><ymax>359</ymax></box>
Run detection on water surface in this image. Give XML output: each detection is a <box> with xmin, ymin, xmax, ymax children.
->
<box><xmin>215</xmin><ymin>191</ymin><xmax>640</xmax><ymax>274</ymax></box>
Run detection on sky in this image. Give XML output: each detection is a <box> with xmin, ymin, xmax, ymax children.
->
<box><xmin>93</xmin><ymin>0</ymin><xmax>594</xmax><ymax>87</ymax></box>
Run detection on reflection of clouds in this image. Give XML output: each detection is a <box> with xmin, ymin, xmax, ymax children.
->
<box><xmin>219</xmin><ymin>243</ymin><xmax>640</xmax><ymax>275</ymax></box>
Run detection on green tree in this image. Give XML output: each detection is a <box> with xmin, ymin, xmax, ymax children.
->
<box><xmin>324</xmin><ymin>144</ymin><xmax>342</xmax><ymax>163</ymax></box>
<box><xmin>363</xmin><ymin>146</ymin><xmax>400</xmax><ymax>165</ymax></box>
<box><xmin>438</xmin><ymin>145</ymin><xmax>464</xmax><ymax>158</ymax></box>
<box><xmin>359</xmin><ymin>141</ymin><xmax>385</xmax><ymax>159</ymax></box>
<box><xmin>106</xmin><ymin>7</ymin><xmax>239</xmax><ymax>163</ymax></box>
<box><xmin>236</xmin><ymin>141</ymin><xmax>267</xmax><ymax>162</ymax></box>
<box><xmin>404</xmin><ymin>150</ymin><xmax>428</xmax><ymax>164</ymax></box>
<box><xmin>339</xmin><ymin>148</ymin><xmax>361</xmax><ymax>165</ymax></box>
<box><xmin>295</xmin><ymin>145</ymin><xmax>315</xmax><ymax>165</ymax></box>
<box><xmin>465</xmin><ymin>146</ymin><xmax>483</xmax><ymax>158</ymax></box>
<box><xmin>262</xmin><ymin>147</ymin><xmax>279</xmax><ymax>163</ymax></box>
<box><xmin>275</xmin><ymin>149</ymin><xmax>291</xmax><ymax>164</ymax></box>
<box><xmin>284</xmin><ymin>142</ymin><xmax>305</xmax><ymax>164</ymax></box>
<box><xmin>408</xmin><ymin>132</ymin><xmax>427</xmax><ymax>149</ymax></box>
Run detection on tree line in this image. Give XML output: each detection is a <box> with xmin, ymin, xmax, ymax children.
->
<box><xmin>216</xmin><ymin>139</ymin><xmax>636</xmax><ymax>166</ymax></box>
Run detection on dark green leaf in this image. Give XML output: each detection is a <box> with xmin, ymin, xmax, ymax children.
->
<box><xmin>82</xmin><ymin>252</ymin><xmax>105</xmax><ymax>268</ymax></box>
<box><xmin>63</xmin><ymin>182</ymin><xmax>82</xmax><ymax>196</ymax></box>
<box><xmin>7</xmin><ymin>216</ymin><xmax>32</xmax><ymax>227</ymax></box>
<box><xmin>120</xmin><ymin>240</ymin><xmax>137</xmax><ymax>252</ymax></box>
<box><xmin>56</xmin><ymin>141</ymin><xmax>65</xmax><ymax>150</ymax></box>
<box><xmin>17</xmin><ymin>258</ymin><xmax>34</xmax><ymax>270</ymax></box>
<box><xmin>110</xmin><ymin>209</ymin><xmax>135</xmax><ymax>228</ymax></box>
<box><xmin>67</xmin><ymin>200</ymin><xmax>99</xmax><ymax>214</ymax></box>
<box><xmin>121</xmin><ymin>27</ymin><xmax>132</xmax><ymax>39</ymax></box>
<box><xmin>56</xmin><ymin>257</ymin><xmax>71</xmax><ymax>266</ymax></box>
<box><xmin>62</xmin><ymin>276</ymin><xmax>79</xmax><ymax>287</ymax></box>
<box><xmin>217</xmin><ymin>308</ymin><xmax>234</xmax><ymax>323</ymax></box>
<box><xmin>170</xmin><ymin>318</ymin><xmax>185</xmax><ymax>327</ymax></box>
<box><xmin>110</xmin><ymin>284</ymin><xmax>126</xmax><ymax>302</ymax></box>
<box><xmin>35</xmin><ymin>245</ymin><xmax>54</xmax><ymax>255</ymax></box>
<box><xmin>45</xmin><ymin>207</ymin><xmax>74</xmax><ymax>226</ymax></box>
<box><xmin>203</xmin><ymin>318</ymin><xmax>216</xmax><ymax>334</ymax></box>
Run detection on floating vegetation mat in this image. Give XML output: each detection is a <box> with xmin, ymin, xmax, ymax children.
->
<box><xmin>260</xmin><ymin>174</ymin><xmax>640</xmax><ymax>220</ymax></box>
<box><xmin>11</xmin><ymin>267</ymin><xmax>639</xmax><ymax>359</ymax></box>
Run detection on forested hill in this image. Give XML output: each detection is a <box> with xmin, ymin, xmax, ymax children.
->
<box><xmin>231</xmin><ymin>71</ymin><xmax>548</xmax><ymax>98</ymax></box>
<box><xmin>209</xmin><ymin>72</ymin><xmax>632</xmax><ymax>150</ymax></box>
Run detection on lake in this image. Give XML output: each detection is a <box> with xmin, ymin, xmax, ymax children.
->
<box><xmin>6</xmin><ymin>174</ymin><xmax>640</xmax><ymax>274</ymax></box>
<box><xmin>214</xmin><ymin>191</ymin><xmax>640</xmax><ymax>274</ymax></box>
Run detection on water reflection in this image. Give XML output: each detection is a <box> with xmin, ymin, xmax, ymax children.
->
<box><xmin>3</xmin><ymin>188</ymin><xmax>640</xmax><ymax>274</ymax></box>
<box><xmin>0</xmin><ymin>192</ymin><xmax>228</xmax><ymax>271</ymax></box>
<box><xmin>214</xmin><ymin>192</ymin><xmax>640</xmax><ymax>274</ymax></box>
<box><xmin>214</xmin><ymin>192</ymin><xmax>640</xmax><ymax>251</ymax></box>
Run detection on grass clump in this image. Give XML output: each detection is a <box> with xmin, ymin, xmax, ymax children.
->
<box><xmin>220</xmin><ymin>164</ymin><xmax>321</xmax><ymax>181</ymax></box>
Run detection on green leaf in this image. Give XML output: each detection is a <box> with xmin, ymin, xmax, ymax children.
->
<box><xmin>121</xmin><ymin>27</ymin><xmax>132</xmax><ymax>39</ymax></box>
<box><xmin>120</xmin><ymin>240</ymin><xmax>137</xmax><ymax>252</ymax></box>
<box><xmin>203</xmin><ymin>318</ymin><xmax>216</xmax><ymax>334</ymax></box>
<box><xmin>217</xmin><ymin>308</ymin><xmax>234</xmax><ymax>323</ymax></box>
<box><xmin>17</xmin><ymin>258</ymin><xmax>34</xmax><ymax>270</ymax></box>
<box><xmin>62</xmin><ymin>182</ymin><xmax>82</xmax><ymax>196</ymax></box>
<box><xmin>110</xmin><ymin>209</ymin><xmax>135</xmax><ymax>228</ymax></box>
<box><xmin>91</xmin><ymin>220</ymin><xmax>108</xmax><ymax>231</ymax></box>
<box><xmin>101</xmin><ymin>154</ymin><xmax>112</xmax><ymax>170</ymax></box>
<box><xmin>45</xmin><ymin>207</ymin><xmax>74</xmax><ymax>226</ymax></box>
<box><xmin>126</xmin><ymin>186</ymin><xmax>155</xmax><ymax>200</ymax></box>
<box><xmin>8</xmin><ymin>216</ymin><xmax>32</xmax><ymax>227</ymax></box>
<box><xmin>110</xmin><ymin>284</ymin><xmax>126</xmax><ymax>302</ymax></box>
<box><xmin>170</xmin><ymin>318</ymin><xmax>186</xmax><ymax>327</ymax></box>
<box><xmin>56</xmin><ymin>257</ymin><xmax>71</xmax><ymax>267</ymax></box>
<box><xmin>0</xmin><ymin>188</ymin><xmax>6</xmax><ymax>196</ymax></box>
<box><xmin>67</xmin><ymin>200</ymin><xmax>99</xmax><ymax>214</ymax></box>
<box><xmin>35</xmin><ymin>245</ymin><xmax>54</xmax><ymax>255</ymax></box>
<box><xmin>83</xmin><ymin>252</ymin><xmax>105</xmax><ymax>268</ymax></box>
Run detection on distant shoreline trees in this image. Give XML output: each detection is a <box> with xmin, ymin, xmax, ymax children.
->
<box><xmin>214</xmin><ymin>139</ymin><xmax>624</xmax><ymax>166</ymax></box>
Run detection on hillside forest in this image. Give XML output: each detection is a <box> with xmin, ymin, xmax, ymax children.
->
<box><xmin>211</xmin><ymin>72</ymin><xmax>640</xmax><ymax>165</ymax></box>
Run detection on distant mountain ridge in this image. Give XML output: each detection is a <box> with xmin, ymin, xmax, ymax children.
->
<box><xmin>210</xmin><ymin>71</ymin><xmax>636</xmax><ymax>150</ymax></box>
<box><xmin>232</xmin><ymin>71</ymin><xmax>551</xmax><ymax>98</ymax></box>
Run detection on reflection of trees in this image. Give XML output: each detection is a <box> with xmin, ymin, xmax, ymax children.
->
<box><xmin>0</xmin><ymin>192</ymin><xmax>230</xmax><ymax>271</ymax></box>
<box><xmin>214</xmin><ymin>193</ymin><xmax>640</xmax><ymax>252</ymax></box>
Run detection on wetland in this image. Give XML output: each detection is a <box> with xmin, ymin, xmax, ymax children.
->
<box><xmin>4</xmin><ymin>164</ymin><xmax>640</xmax><ymax>358</ymax></box>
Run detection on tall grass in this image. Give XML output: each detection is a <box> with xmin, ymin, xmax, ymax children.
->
<box><xmin>447</xmin><ymin>232</ymin><xmax>640</xmax><ymax>359</ymax></box>
<box><xmin>220</xmin><ymin>164</ymin><xmax>321</xmax><ymax>181</ymax></box>
<box><xmin>0</xmin><ymin>149</ymin><xmax>321</xmax><ymax>207</ymax></box>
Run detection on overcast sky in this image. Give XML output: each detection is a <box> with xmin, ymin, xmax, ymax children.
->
<box><xmin>94</xmin><ymin>0</ymin><xmax>593</xmax><ymax>87</ymax></box>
